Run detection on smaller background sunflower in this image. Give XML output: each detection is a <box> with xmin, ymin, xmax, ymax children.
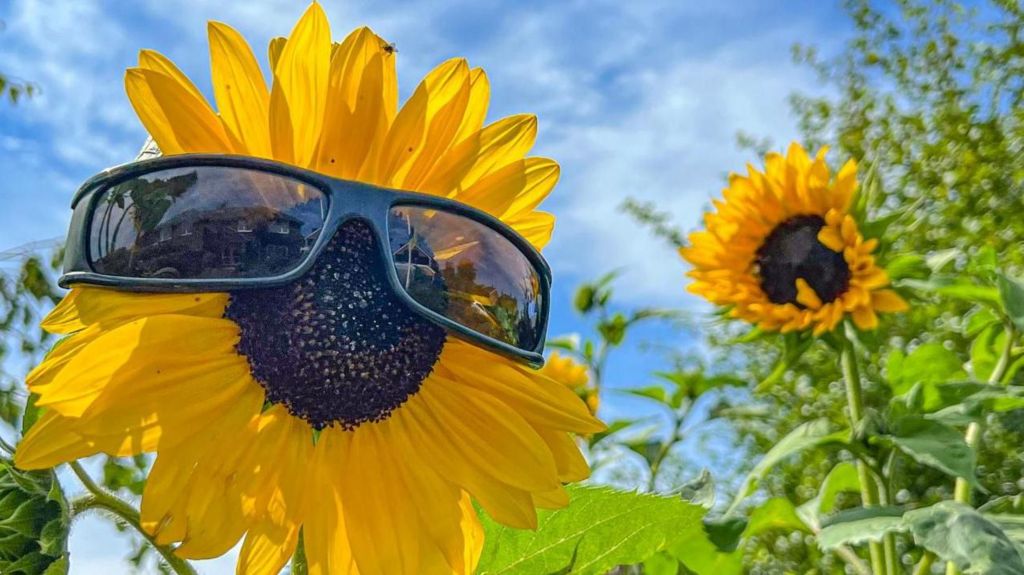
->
<box><xmin>681</xmin><ymin>143</ymin><xmax>907</xmax><ymax>335</ymax></box>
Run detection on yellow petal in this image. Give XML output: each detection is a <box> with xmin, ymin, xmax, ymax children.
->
<box><xmin>454</xmin><ymin>157</ymin><xmax>558</xmax><ymax>218</ymax></box>
<box><xmin>817</xmin><ymin>226</ymin><xmax>845</xmax><ymax>252</ymax></box>
<box><xmin>31</xmin><ymin>315</ymin><xmax>243</xmax><ymax>417</ymax></box>
<box><xmin>832</xmin><ymin>159</ymin><xmax>858</xmax><ymax>210</ymax></box>
<box><xmin>417</xmin><ymin>378</ymin><xmax>560</xmax><ymax>492</ymax></box>
<box><xmin>536</xmin><ymin>428</ymin><xmax>590</xmax><ymax>483</ymax></box>
<box><xmin>138</xmin><ymin>50</ymin><xmax>205</xmax><ymax>104</ymax></box>
<box><xmin>452</xmin><ymin>68</ymin><xmax>490</xmax><ymax>146</ymax></box>
<box><xmin>269</xmin><ymin>2</ymin><xmax>331</xmax><ymax>166</ymax></box>
<box><xmin>313</xmin><ymin>27</ymin><xmax>391</xmax><ymax>178</ymax></box>
<box><xmin>209</xmin><ymin>21</ymin><xmax>272</xmax><ymax>157</ymax></box>
<box><xmin>125</xmin><ymin>68</ymin><xmax>183</xmax><ymax>154</ymax></box>
<box><xmin>236</xmin><ymin>513</ymin><xmax>301</xmax><ymax>575</ymax></box>
<box><xmin>872</xmin><ymin>289</ymin><xmax>909</xmax><ymax>312</ymax></box>
<box><xmin>533</xmin><ymin>485</ymin><xmax>570</xmax><ymax>509</ymax></box>
<box><xmin>305</xmin><ymin>433</ymin><xmax>359</xmax><ymax>575</ymax></box>
<box><xmin>504</xmin><ymin>210</ymin><xmax>555</xmax><ymax>250</ymax></box>
<box><xmin>127</xmin><ymin>68</ymin><xmax>235</xmax><ymax>153</ymax></box>
<box><xmin>41</xmin><ymin>287</ymin><xmax>228</xmax><ymax>334</ymax></box>
<box><xmin>268</xmin><ymin>37</ymin><xmax>287</xmax><ymax>73</ymax></box>
<box><xmin>341</xmin><ymin>427</ymin><xmax>429</xmax><ymax>575</ymax></box>
<box><xmin>392</xmin><ymin>397</ymin><xmax>538</xmax><ymax>529</ymax></box>
<box><xmin>439</xmin><ymin>342</ymin><xmax>604</xmax><ymax>433</ymax></box>
<box><xmin>419</xmin><ymin>114</ymin><xmax>538</xmax><ymax>196</ymax></box>
<box><xmin>795</xmin><ymin>278</ymin><xmax>823</xmax><ymax>309</ymax></box>
<box><xmin>377</xmin><ymin>418</ymin><xmax>481</xmax><ymax>574</ymax></box>
<box><xmin>14</xmin><ymin>411</ymin><xmax>97</xmax><ymax>470</ymax></box>
<box><xmin>375</xmin><ymin>58</ymin><xmax>471</xmax><ymax>189</ymax></box>
<box><xmin>852</xmin><ymin>305</ymin><xmax>879</xmax><ymax>330</ymax></box>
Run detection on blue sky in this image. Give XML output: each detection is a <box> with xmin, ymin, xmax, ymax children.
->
<box><xmin>0</xmin><ymin>0</ymin><xmax>848</xmax><ymax>572</ymax></box>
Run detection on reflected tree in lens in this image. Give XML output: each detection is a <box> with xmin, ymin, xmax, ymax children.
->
<box><xmin>92</xmin><ymin>171</ymin><xmax>198</xmax><ymax>274</ymax></box>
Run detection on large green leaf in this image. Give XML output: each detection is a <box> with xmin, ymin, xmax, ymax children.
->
<box><xmin>886</xmin><ymin>342</ymin><xmax>966</xmax><ymax>395</ymax></box>
<box><xmin>817</xmin><ymin>507</ymin><xmax>908</xmax><ymax>550</ymax></box>
<box><xmin>477</xmin><ymin>486</ymin><xmax>704</xmax><ymax>575</ymax></box>
<box><xmin>728</xmin><ymin>419</ymin><xmax>847</xmax><ymax>513</ymax></box>
<box><xmin>875</xmin><ymin>415</ymin><xmax>981</xmax><ymax>488</ymax></box>
<box><xmin>905</xmin><ymin>502</ymin><xmax>1024</xmax><ymax>574</ymax></box>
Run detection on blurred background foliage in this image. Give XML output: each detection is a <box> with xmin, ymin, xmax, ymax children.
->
<box><xmin>1</xmin><ymin>0</ymin><xmax>1024</xmax><ymax>573</ymax></box>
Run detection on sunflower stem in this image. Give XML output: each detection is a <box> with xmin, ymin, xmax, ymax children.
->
<box><xmin>945</xmin><ymin>319</ymin><xmax>1016</xmax><ymax>575</ymax></box>
<box><xmin>68</xmin><ymin>461</ymin><xmax>197</xmax><ymax>575</ymax></box>
<box><xmin>291</xmin><ymin>529</ymin><xmax>309</xmax><ymax>575</ymax></box>
<box><xmin>839</xmin><ymin>325</ymin><xmax>892</xmax><ymax>575</ymax></box>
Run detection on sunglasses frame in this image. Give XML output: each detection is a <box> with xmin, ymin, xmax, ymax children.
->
<box><xmin>61</xmin><ymin>154</ymin><xmax>551</xmax><ymax>366</ymax></box>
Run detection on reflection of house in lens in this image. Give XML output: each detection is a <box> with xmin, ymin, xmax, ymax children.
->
<box><xmin>124</xmin><ymin>207</ymin><xmax>309</xmax><ymax>278</ymax></box>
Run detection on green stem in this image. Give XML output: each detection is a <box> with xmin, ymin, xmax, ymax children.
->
<box><xmin>291</xmin><ymin>529</ymin><xmax>309</xmax><ymax>575</ymax></box>
<box><xmin>840</xmin><ymin>326</ymin><xmax>892</xmax><ymax>575</ymax></box>
<box><xmin>915</xmin><ymin>552</ymin><xmax>936</xmax><ymax>575</ymax></box>
<box><xmin>69</xmin><ymin>462</ymin><xmax>196</xmax><ymax>575</ymax></box>
<box><xmin>946</xmin><ymin>321</ymin><xmax>1015</xmax><ymax>575</ymax></box>
<box><xmin>647</xmin><ymin>411</ymin><xmax>685</xmax><ymax>492</ymax></box>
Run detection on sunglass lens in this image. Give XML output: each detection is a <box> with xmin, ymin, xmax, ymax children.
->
<box><xmin>89</xmin><ymin>166</ymin><xmax>327</xmax><ymax>280</ymax></box>
<box><xmin>388</xmin><ymin>206</ymin><xmax>543</xmax><ymax>352</ymax></box>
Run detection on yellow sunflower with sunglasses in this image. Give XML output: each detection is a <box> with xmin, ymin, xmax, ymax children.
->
<box><xmin>682</xmin><ymin>143</ymin><xmax>907</xmax><ymax>335</ymax></box>
<box><xmin>14</xmin><ymin>4</ymin><xmax>603</xmax><ymax>574</ymax></box>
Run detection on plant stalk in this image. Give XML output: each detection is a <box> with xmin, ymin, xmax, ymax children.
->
<box><xmin>945</xmin><ymin>321</ymin><xmax>1015</xmax><ymax>575</ymax></box>
<box><xmin>840</xmin><ymin>327</ymin><xmax>894</xmax><ymax>575</ymax></box>
<box><xmin>69</xmin><ymin>461</ymin><xmax>196</xmax><ymax>575</ymax></box>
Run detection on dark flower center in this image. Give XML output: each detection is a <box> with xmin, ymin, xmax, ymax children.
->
<box><xmin>755</xmin><ymin>215</ymin><xmax>850</xmax><ymax>307</ymax></box>
<box><xmin>225</xmin><ymin>220</ymin><xmax>445</xmax><ymax>430</ymax></box>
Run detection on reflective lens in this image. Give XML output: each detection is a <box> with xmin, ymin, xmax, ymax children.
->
<box><xmin>89</xmin><ymin>166</ymin><xmax>327</xmax><ymax>279</ymax></box>
<box><xmin>388</xmin><ymin>206</ymin><xmax>543</xmax><ymax>351</ymax></box>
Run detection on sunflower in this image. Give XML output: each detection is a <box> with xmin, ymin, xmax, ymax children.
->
<box><xmin>681</xmin><ymin>143</ymin><xmax>907</xmax><ymax>336</ymax></box>
<box><xmin>14</xmin><ymin>4</ymin><xmax>603</xmax><ymax>574</ymax></box>
<box><xmin>541</xmin><ymin>351</ymin><xmax>599</xmax><ymax>415</ymax></box>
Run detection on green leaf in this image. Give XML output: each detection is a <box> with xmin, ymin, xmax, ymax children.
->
<box><xmin>0</xmin><ymin>458</ymin><xmax>68</xmax><ymax>575</ymax></box>
<box><xmin>573</xmin><ymin>285</ymin><xmax>595</xmax><ymax>314</ymax></box>
<box><xmin>588</xmin><ymin>418</ymin><xmax>639</xmax><ymax>447</ymax></box>
<box><xmin>642</xmin><ymin>552</ymin><xmax>681</xmax><ymax>575</ymax></box>
<box><xmin>817</xmin><ymin>507</ymin><xmax>908</xmax><ymax>550</ymax></box>
<box><xmin>727</xmin><ymin>419</ymin><xmax>847</xmax><ymax>513</ymax></box>
<box><xmin>623</xmin><ymin>386</ymin><xmax>667</xmax><ymax>404</ymax></box>
<box><xmin>477</xmin><ymin>486</ymin><xmax>705</xmax><ymax>575</ymax></box>
<box><xmin>744</xmin><ymin>497</ymin><xmax>810</xmax><ymax>538</ymax></box>
<box><xmin>703</xmin><ymin>516</ymin><xmax>747</xmax><ymax>553</ymax></box>
<box><xmin>886</xmin><ymin>342</ymin><xmax>966</xmax><ymax>395</ymax></box>
<box><xmin>624</xmin><ymin>439</ymin><xmax>662</xmax><ymax>468</ymax></box>
<box><xmin>885</xmin><ymin>253</ymin><xmax>929</xmax><ymax>281</ymax></box>
<box><xmin>999</xmin><ymin>273</ymin><xmax>1024</xmax><ymax>332</ymax></box>
<box><xmin>905</xmin><ymin>501</ymin><xmax>1024</xmax><ymax>574</ymax></box>
<box><xmin>875</xmin><ymin>415</ymin><xmax>981</xmax><ymax>488</ymax></box>
<box><xmin>964</xmin><ymin>306</ymin><xmax>999</xmax><ymax>337</ymax></box>
<box><xmin>900</xmin><ymin>278</ymin><xmax>1001</xmax><ymax>306</ymax></box>
<box><xmin>797</xmin><ymin>461</ymin><xmax>861</xmax><ymax>527</ymax></box>
<box><xmin>970</xmin><ymin>324</ymin><xmax>1004</xmax><ymax>381</ymax></box>
<box><xmin>666</xmin><ymin>523</ymin><xmax>743</xmax><ymax>575</ymax></box>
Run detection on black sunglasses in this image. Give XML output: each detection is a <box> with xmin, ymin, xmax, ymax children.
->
<box><xmin>61</xmin><ymin>154</ymin><xmax>551</xmax><ymax>366</ymax></box>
